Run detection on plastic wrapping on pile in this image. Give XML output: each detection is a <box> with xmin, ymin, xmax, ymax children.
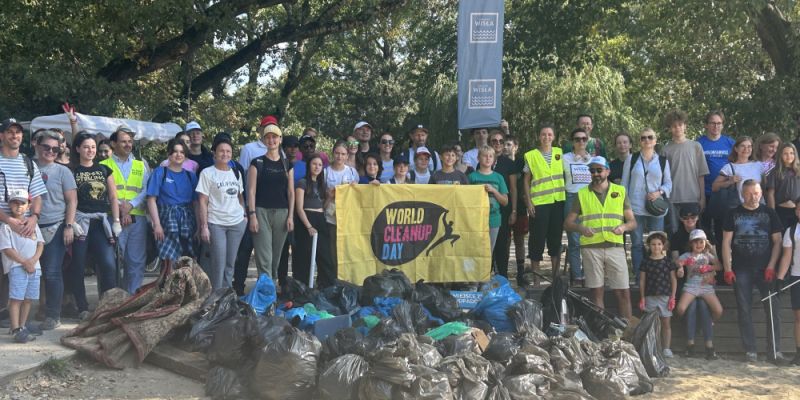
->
<box><xmin>413</xmin><ymin>280</ymin><xmax>464</xmax><ymax>321</ymax></box>
<box><xmin>508</xmin><ymin>299</ymin><xmax>544</xmax><ymax>332</ymax></box>
<box><xmin>241</xmin><ymin>274</ymin><xmax>276</xmax><ymax>315</ymax></box>
<box><xmin>317</xmin><ymin>353</ymin><xmax>370</xmax><ymax>400</ymax></box>
<box><xmin>205</xmin><ymin>366</ymin><xmax>247</xmax><ymax>400</ymax></box>
<box><xmin>360</xmin><ymin>268</ymin><xmax>414</xmax><ymax>305</ymax></box>
<box><xmin>189</xmin><ymin>288</ymin><xmax>254</xmax><ymax>351</ymax></box>
<box><xmin>425</xmin><ymin>322</ymin><xmax>470</xmax><ymax>340</ymax></box>
<box><xmin>471</xmin><ymin>275</ymin><xmax>523</xmax><ymax>332</ymax></box>
<box><xmin>632</xmin><ymin>311</ymin><xmax>670</xmax><ymax>378</ymax></box>
<box><xmin>249</xmin><ymin>324</ymin><xmax>321</xmax><ymax>400</ymax></box>
<box><xmin>320</xmin><ymin>281</ymin><xmax>361</xmax><ymax>315</ymax></box>
<box><xmin>437</xmin><ymin>352</ymin><xmax>493</xmax><ymax>399</ymax></box>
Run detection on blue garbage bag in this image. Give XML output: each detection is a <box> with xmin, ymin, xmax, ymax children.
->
<box><xmin>241</xmin><ymin>273</ymin><xmax>277</xmax><ymax>315</ymax></box>
<box><xmin>471</xmin><ymin>275</ymin><xmax>522</xmax><ymax>332</ymax></box>
<box><xmin>373</xmin><ymin>296</ymin><xmax>404</xmax><ymax>316</ymax></box>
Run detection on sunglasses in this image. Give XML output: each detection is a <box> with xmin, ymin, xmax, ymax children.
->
<box><xmin>38</xmin><ymin>144</ymin><xmax>62</xmax><ymax>154</ymax></box>
<box><xmin>347</xmin><ymin>140</ymin><xmax>359</xmax><ymax>147</ymax></box>
<box><xmin>380</xmin><ymin>139</ymin><xmax>395</xmax><ymax>145</ymax></box>
<box><xmin>640</xmin><ymin>135</ymin><xmax>655</xmax><ymax>141</ymax></box>
<box><xmin>573</xmin><ymin>137</ymin><xmax>588</xmax><ymax>142</ymax></box>
<box><xmin>490</xmin><ymin>139</ymin><xmax>505</xmax><ymax>144</ymax></box>
<box><xmin>589</xmin><ymin>168</ymin><xmax>605</xmax><ymax>174</ymax></box>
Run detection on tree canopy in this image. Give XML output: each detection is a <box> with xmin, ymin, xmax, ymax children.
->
<box><xmin>1</xmin><ymin>0</ymin><xmax>799</xmax><ymax>152</ymax></box>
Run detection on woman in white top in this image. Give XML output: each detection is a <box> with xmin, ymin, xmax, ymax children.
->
<box><xmin>324</xmin><ymin>140</ymin><xmax>359</xmax><ymax>276</ymax></box>
<box><xmin>562</xmin><ymin>128</ymin><xmax>592</xmax><ymax>284</ymax></box>
<box><xmin>196</xmin><ymin>137</ymin><xmax>246</xmax><ymax>290</ymax></box>
<box><xmin>712</xmin><ymin>136</ymin><xmax>762</xmax><ymax>205</ymax></box>
<box><xmin>622</xmin><ymin>127</ymin><xmax>673</xmax><ymax>282</ymax></box>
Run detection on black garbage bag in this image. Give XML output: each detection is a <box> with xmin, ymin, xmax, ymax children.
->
<box><xmin>483</xmin><ymin>332</ymin><xmax>522</xmax><ymax>364</ymax></box>
<box><xmin>580</xmin><ymin>365</ymin><xmax>626</xmax><ymax>400</ymax></box>
<box><xmin>392</xmin><ymin>365</ymin><xmax>454</xmax><ymax>400</ymax></box>
<box><xmin>548</xmin><ymin>336</ymin><xmax>588</xmax><ymax>374</ymax></box>
<box><xmin>485</xmin><ymin>383</ymin><xmax>512</xmax><ymax>400</ymax></box>
<box><xmin>310</xmin><ymin>291</ymin><xmax>342</xmax><ymax>315</ymax></box>
<box><xmin>360</xmin><ymin>269</ymin><xmax>413</xmax><ymax>305</ymax></box>
<box><xmin>189</xmin><ymin>288</ymin><xmax>254</xmax><ymax>351</ymax></box>
<box><xmin>435</xmin><ymin>332</ymin><xmax>479</xmax><ymax>357</ymax></box>
<box><xmin>610</xmin><ymin>340</ymin><xmax>653</xmax><ymax>395</ymax></box>
<box><xmin>505</xmin><ymin>352</ymin><xmax>555</xmax><ymax>378</ymax></box>
<box><xmin>206</xmin><ymin>313</ymin><xmax>257</xmax><ymax>368</ymax></box>
<box><xmin>550</xmin><ymin>370</ymin><xmax>589</xmax><ymax>396</ymax></box>
<box><xmin>321</xmin><ymin>327</ymin><xmax>368</xmax><ymax>363</ymax></box>
<box><xmin>367</xmin><ymin>349</ymin><xmax>416</xmax><ymax>388</ymax></box>
<box><xmin>503</xmin><ymin>373</ymin><xmax>552</xmax><ymax>398</ymax></box>
<box><xmin>206</xmin><ymin>366</ymin><xmax>248</xmax><ymax>400</ymax></box>
<box><xmin>318</xmin><ymin>354</ymin><xmax>370</xmax><ymax>400</ymax></box>
<box><xmin>540</xmin><ymin>277</ymin><xmax>569</xmax><ymax>335</ymax></box>
<box><xmin>250</xmin><ymin>325</ymin><xmax>321</xmax><ymax>400</ymax></box>
<box><xmin>368</xmin><ymin>317</ymin><xmax>407</xmax><ymax>344</ymax></box>
<box><xmin>390</xmin><ymin>300</ymin><xmax>419</xmax><ymax>335</ymax></box>
<box><xmin>438</xmin><ymin>353</ymin><xmax>492</xmax><ymax>399</ymax></box>
<box><xmin>631</xmin><ymin>311</ymin><xmax>670</xmax><ymax>378</ymax></box>
<box><xmin>413</xmin><ymin>280</ymin><xmax>463</xmax><ymax>321</ymax></box>
<box><xmin>251</xmin><ymin>315</ymin><xmax>293</xmax><ymax>348</ymax></box>
<box><xmin>509</xmin><ymin>299</ymin><xmax>544</xmax><ymax>333</ymax></box>
<box><xmin>357</xmin><ymin>377</ymin><xmax>394</xmax><ymax>400</ymax></box>
<box><xmin>280</xmin><ymin>276</ymin><xmax>315</xmax><ymax>304</ymax></box>
<box><xmin>321</xmin><ymin>280</ymin><xmax>361</xmax><ymax>315</ymax></box>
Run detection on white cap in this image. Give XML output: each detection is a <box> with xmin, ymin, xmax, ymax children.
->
<box><xmin>354</xmin><ymin>121</ymin><xmax>371</xmax><ymax>131</ymax></box>
<box><xmin>588</xmin><ymin>156</ymin><xmax>609</xmax><ymax>168</ymax></box>
<box><xmin>415</xmin><ymin>146</ymin><xmax>431</xmax><ymax>157</ymax></box>
<box><xmin>689</xmin><ymin>229</ymin><xmax>707</xmax><ymax>241</ymax></box>
<box><xmin>8</xmin><ymin>188</ymin><xmax>29</xmax><ymax>203</ymax></box>
<box><xmin>185</xmin><ymin>121</ymin><xmax>202</xmax><ymax>132</ymax></box>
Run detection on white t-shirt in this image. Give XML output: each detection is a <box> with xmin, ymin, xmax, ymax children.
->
<box><xmin>325</xmin><ymin>165</ymin><xmax>359</xmax><ymax>188</ymax></box>
<box><xmin>782</xmin><ymin>225</ymin><xmax>800</xmax><ymax>277</ymax></box>
<box><xmin>0</xmin><ymin>224</ymin><xmax>43</xmax><ymax>274</ymax></box>
<box><xmin>562</xmin><ymin>152</ymin><xmax>592</xmax><ymax>193</ymax></box>
<box><xmin>195</xmin><ymin>167</ymin><xmax>244</xmax><ymax>226</ymax></box>
<box><xmin>719</xmin><ymin>161</ymin><xmax>763</xmax><ymax>203</ymax></box>
<box><xmin>413</xmin><ymin>168</ymin><xmax>431</xmax><ymax>184</ymax></box>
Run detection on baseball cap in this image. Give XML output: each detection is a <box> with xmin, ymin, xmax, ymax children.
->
<box><xmin>393</xmin><ymin>155</ymin><xmax>410</xmax><ymax>165</ymax></box>
<box><xmin>185</xmin><ymin>121</ymin><xmax>202</xmax><ymax>132</ymax></box>
<box><xmin>588</xmin><ymin>156</ymin><xmax>609</xmax><ymax>168</ymax></box>
<box><xmin>8</xmin><ymin>189</ymin><xmax>29</xmax><ymax>204</ymax></box>
<box><xmin>408</xmin><ymin>124</ymin><xmax>429</xmax><ymax>134</ymax></box>
<box><xmin>689</xmin><ymin>229</ymin><xmax>707</xmax><ymax>242</ymax></box>
<box><xmin>415</xmin><ymin>146</ymin><xmax>432</xmax><ymax>158</ymax></box>
<box><xmin>679</xmin><ymin>203</ymin><xmax>701</xmax><ymax>217</ymax></box>
<box><xmin>261</xmin><ymin>124</ymin><xmax>282</xmax><ymax>137</ymax></box>
<box><xmin>354</xmin><ymin>121</ymin><xmax>371</xmax><ymax>131</ymax></box>
<box><xmin>282</xmin><ymin>136</ymin><xmax>299</xmax><ymax>148</ymax></box>
<box><xmin>299</xmin><ymin>134</ymin><xmax>316</xmax><ymax>146</ymax></box>
<box><xmin>0</xmin><ymin>118</ymin><xmax>23</xmax><ymax>132</ymax></box>
<box><xmin>115</xmin><ymin>124</ymin><xmax>135</xmax><ymax>134</ymax></box>
<box><xmin>259</xmin><ymin>115</ymin><xmax>279</xmax><ymax>127</ymax></box>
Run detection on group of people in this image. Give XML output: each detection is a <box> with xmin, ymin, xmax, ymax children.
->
<box><xmin>0</xmin><ymin>108</ymin><xmax>798</xmax><ymax>366</ymax></box>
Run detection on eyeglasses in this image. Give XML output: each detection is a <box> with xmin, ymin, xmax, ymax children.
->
<box><xmin>589</xmin><ymin>168</ymin><xmax>605</xmax><ymax>174</ymax></box>
<box><xmin>490</xmin><ymin>139</ymin><xmax>505</xmax><ymax>144</ymax></box>
<box><xmin>347</xmin><ymin>140</ymin><xmax>359</xmax><ymax>147</ymax></box>
<box><xmin>680</xmin><ymin>215</ymin><xmax>699</xmax><ymax>220</ymax></box>
<box><xmin>38</xmin><ymin>144</ymin><xmax>62</xmax><ymax>154</ymax></box>
<box><xmin>640</xmin><ymin>135</ymin><xmax>655</xmax><ymax>141</ymax></box>
<box><xmin>708</xmin><ymin>122</ymin><xmax>723</xmax><ymax>126</ymax></box>
<box><xmin>573</xmin><ymin>137</ymin><xmax>588</xmax><ymax>142</ymax></box>
<box><xmin>380</xmin><ymin>139</ymin><xmax>395</xmax><ymax>145</ymax></box>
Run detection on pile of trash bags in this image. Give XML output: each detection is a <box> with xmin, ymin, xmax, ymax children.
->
<box><xmin>187</xmin><ymin>270</ymin><xmax>663</xmax><ymax>400</ymax></box>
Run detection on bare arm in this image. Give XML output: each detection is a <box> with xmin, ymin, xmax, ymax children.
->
<box><xmin>767</xmin><ymin>231</ymin><xmax>782</xmax><ymax>271</ymax></box>
<box><xmin>286</xmin><ymin>170</ymin><xmax>295</xmax><ymax>231</ymax></box>
<box><xmin>670</xmin><ymin>270</ymin><xmax>677</xmax><ymax>299</ymax></box>
<box><xmin>107</xmin><ymin>175</ymin><xmax>120</xmax><ymax>222</ymax></box>
<box><xmin>247</xmin><ymin>165</ymin><xmax>259</xmax><ymax>233</ymax></box>
<box><xmin>147</xmin><ymin>196</ymin><xmax>164</xmax><ymax>241</ymax></box>
<box><xmin>721</xmin><ymin>230</ymin><xmax>733</xmax><ymax>272</ymax></box>
<box><xmin>639</xmin><ymin>271</ymin><xmax>646</xmax><ymax>300</ymax></box>
<box><xmin>766</xmin><ymin>188</ymin><xmax>776</xmax><ymax>209</ymax></box>
<box><xmin>778</xmin><ymin>245</ymin><xmax>792</xmax><ymax>280</ymax></box>
<box><xmin>523</xmin><ymin>171</ymin><xmax>533</xmax><ymax>216</ymax></box>
<box><xmin>698</xmin><ymin>175</ymin><xmax>706</xmax><ymax>210</ymax></box>
<box><xmin>197</xmin><ymin>193</ymin><xmax>210</xmax><ymax>243</ymax></box>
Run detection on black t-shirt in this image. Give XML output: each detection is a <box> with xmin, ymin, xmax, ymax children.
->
<box><xmin>296</xmin><ymin>178</ymin><xmax>325</xmax><ymax>209</ymax></box>
<box><xmin>74</xmin><ymin>163</ymin><xmax>112</xmax><ymax>213</ymax></box>
<box><xmin>609</xmin><ymin>158</ymin><xmax>624</xmax><ymax>184</ymax></box>
<box><xmin>189</xmin><ymin>146</ymin><xmax>215</xmax><ymax>172</ymax></box>
<box><xmin>251</xmin><ymin>155</ymin><xmax>293</xmax><ymax>209</ymax></box>
<box><xmin>723</xmin><ymin>204</ymin><xmax>783</xmax><ymax>271</ymax></box>
<box><xmin>641</xmin><ymin>257</ymin><xmax>676</xmax><ymax>296</ymax></box>
<box><xmin>494</xmin><ymin>155</ymin><xmax>519</xmax><ymax>212</ymax></box>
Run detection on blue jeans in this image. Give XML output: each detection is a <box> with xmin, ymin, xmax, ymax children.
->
<box><xmin>39</xmin><ymin>223</ymin><xmax>67</xmax><ymax>320</ymax></box>
<box><xmin>70</xmin><ymin>219</ymin><xmax>117</xmax><ymax>312</ymax></box>
<box><xmin>565</xmin><ymin>192</ymin><xmax>583</xmax><ymax>279</ymax></box>
<box><xmin>631</xmin><ymin>214</ymin><xmax>664</xmax><ymax>282</ymax></box>
<box><xmin>118</xmin><ymin>216</ymin><xmax>148</xmax><ymax>293</ymax></box>
<box><xmin>733</xmin><ymin>268</ymin><xmax>782</xmax><ymax>353</ymax></box>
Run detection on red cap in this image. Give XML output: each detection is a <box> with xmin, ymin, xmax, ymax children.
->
<box><xmin>259</xmin><ymin>115</ymin><xmax>279</xmax><ymax>127</ymax></box>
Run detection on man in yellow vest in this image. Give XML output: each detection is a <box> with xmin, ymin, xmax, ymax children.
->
<box><xmin>101</xmin><ymin>125</ymin><xmax>151</xmax><ymax>294</ymax></box>
<box><xmin>564</xmin><ymin>156</ymin><xmax>636</xmax><ymax>319</ymax></box>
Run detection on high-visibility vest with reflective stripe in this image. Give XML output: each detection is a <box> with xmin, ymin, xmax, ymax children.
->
<box><xmin>100</xmin><ymin>158</ymin><xmax>146</xmax><ymax>216</ymax></box>
<box><xmin>524</xmin><ymin>147</ymin><xmax>566</xmax><ymax>205</ymax></box>
<box><xmin>578</xmin><ymin>183</ymin><xmax>626</xmax><ymax>246</ymax></box>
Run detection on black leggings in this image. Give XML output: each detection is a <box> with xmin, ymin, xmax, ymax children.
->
<box><xmin>528</xmin><ymin>201</ymin><xmax>565</xmax><ymax>262</ymax></box>
<box><xmin>293</xmin><ymin>211</ymin><xmax>335</xmax><ymax>288</ymax></box>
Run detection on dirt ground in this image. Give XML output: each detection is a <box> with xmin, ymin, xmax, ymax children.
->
<box><xmin>1</xmin><ymin>356</ymin><xmax>207</xmax><ymax>400</ymax></box>
<box><xmin>4</xmin><ymin>351</ymin><xmax>799</xmax><ymax>400</ymax></box>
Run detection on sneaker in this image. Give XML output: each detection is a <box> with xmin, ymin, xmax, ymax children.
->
<box><xmin>13</xmin><ymin>328</ymin><xmax>36</xmax><ymax>343</ymax></box>
<box><xmin>24</xmin><ymin>322</ymin><xmax>44</xmax><ymax>336</ymax></box>
<box><xmin>705</xmin><ymin>347</ymin><xmax>719</xmax><ymax>360</ymax></box>
<box><xmin>663</xmin><ymin>348</ymin><xmax>674</xmax><ymax>358</ymax></box>
<box><xmin>78</xmin><ymin>311</ymin><xmax>91</xmax><ymax>321</ymax></box>
<box><xmin>746</xmin><ymin>352</ymin><xmax>759</xmax><ymax>363</ymax></box>
<box><xmin>40</xmin><ymin>318</ymin><xmax>61</xmax><ymax>331</ymax></box>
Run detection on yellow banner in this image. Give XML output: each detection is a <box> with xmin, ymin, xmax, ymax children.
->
<box><xmin>336</xmin><ymin>184</ymin><xmax>491</xmax><ymax>284</ymax></box>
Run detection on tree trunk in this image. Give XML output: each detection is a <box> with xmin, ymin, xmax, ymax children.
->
<box><xmin>752</xmin><ymin>1</ymin><xmax>798</xmax><ymax>76</ymax></box>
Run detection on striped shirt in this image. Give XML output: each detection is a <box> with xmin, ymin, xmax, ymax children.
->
<box><xmin>0</xmin><ymin>154</ymin><xmax>48</xmax><ymax>214</ymax></box>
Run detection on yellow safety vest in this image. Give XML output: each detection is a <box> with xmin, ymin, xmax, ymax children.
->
<box><xmin>524</xmin><ymin>147</ymin><xmax>566</xmax><ymax>205</ymax></box>
<box><xmin>578</xmin><ymin>183</ymin><xmax>626</xmax><ymax>246</ymax></box>
<box><xmin>100</xmin><ymin>157</ymin><xmax>146</xmax><ymax>216</ymax></box>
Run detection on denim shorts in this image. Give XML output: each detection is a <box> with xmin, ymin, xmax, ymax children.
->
<box><xmin>682</xmin><ymin>281</ymin><xmax>715</xmax><ymax>297</ymax></box>
<box><xmin>644</xmin><ymin>295</ymin><xmax>672</xmax><ymax>317</ymax></box>
<box><xmin>8</xmin><ymin>266</ymin><xmax>41</xmax><ymax>301</ymax></box>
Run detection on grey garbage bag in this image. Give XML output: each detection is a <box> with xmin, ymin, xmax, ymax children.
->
<box><xmin>318</xmin><ymin>354</ymin><xmax>370</xmax><ymax>400</ymax></box>
<box><xmin>357</xmin><ymin>377</ymin><xmax>394</xmax><ymax>400</ymax></box>
<box><xmin>631</xmin><ymin>311</ymin><xmax>670</xmax><ymax>377</ymax></box>
<box><xmin>394</xmin><ymin>365</ymin><xmax>455</xmax><ymax>400</ymax></box>
<box><xmin>249</xmin><ymin>326</ymin><xmax>321</xmax><ymax>400</ymax></box>
<box><xmin>503</xmin><ymin>373</ymin><xmax>552</xmax><ymax>398</ymax></box>
<box><xmin>580</xmin><ymin>364</ymin><xmax>626</xmax><ymax>400</ymax></box>
<box><xmin>505</xmin><ymin>352</ymin><xmax>555</xmax><ymax>378</ymax></box>
<box><xmin>206</xmin><ymin>366</ymin><xmax>248</xmax><ymax>400</ymax></box>
<box><xmin>437</xmin><ymin>352</ymin><xmax>491</xmax><ymax>399</ymax></box>
<box><xmin>509</xmin><ymin>299</ymin><xmax>544</xmax><ymax>332</ymax></box>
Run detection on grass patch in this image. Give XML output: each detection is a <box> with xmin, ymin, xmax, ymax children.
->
<box><xmin>41</xmin><ymin>357</ymin><xmax>70</xmax><ymax>378</ymax></box>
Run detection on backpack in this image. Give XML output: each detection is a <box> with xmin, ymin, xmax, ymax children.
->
<box><xmin>1</xmin><ymin>154</ymin><xmax>35</xmax><ymax>202</ymax></box>
<box><xmin>628</xmin><ymin>152</ymin><xmax>667</xmax><ymax>186</ymax></box>
<box><xmin>159</xmin><ymin>166</ymin><xmax>193</xmax><ymax>188</ymax></box>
